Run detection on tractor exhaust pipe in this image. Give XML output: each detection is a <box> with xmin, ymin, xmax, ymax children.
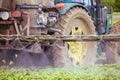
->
<box><xmin>96</xmin><ymin>0</ymin><xmax>102</xmax><ymax>35</ymax></box>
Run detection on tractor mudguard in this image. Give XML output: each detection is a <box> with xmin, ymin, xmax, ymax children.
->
<box><xmin>57</xmin><ymin>3</ymin><xmax>90</xmax><ymax>15</ymax></box>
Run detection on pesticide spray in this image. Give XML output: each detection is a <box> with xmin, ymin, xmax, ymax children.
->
<box><xmin>0</xmin><ymin>40</ymin><xmax>54</xmax><ymax>68</ymax></box>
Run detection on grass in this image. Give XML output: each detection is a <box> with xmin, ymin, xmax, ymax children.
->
<box><xmin>112</xmin><ymin>19</ymin><xmax>120</xmax><ymax>25</ymax></box>
<box><xmin>113</xmin><ymin>12</ymin><xmax>120</xmax><ymax>15</ymax></box>
<box><xmin>112</xmin><ymin>12</ymin><xmax>120</xmax><ymax>25</ymax></box>
<box><xmin>0</xmin><ymin>64</ymin><xmax>120</xmax><ymax>80</ymax></box>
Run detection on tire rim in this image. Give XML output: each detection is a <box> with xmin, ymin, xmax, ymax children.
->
<box><xmin>67</xmin><ymin>27</ymin><xmax>87</xmax><ymax>66</ymax></box>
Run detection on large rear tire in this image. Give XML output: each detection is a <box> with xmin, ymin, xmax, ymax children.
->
<box><xmin>105</xmin><ymin>21</ymin><xmax>120</xmax><ymax>64</ymax></box>
<box><xmin>52</xmin><ymin>7</ymin><xmax>97</xmax><ymax>67</ymax></box>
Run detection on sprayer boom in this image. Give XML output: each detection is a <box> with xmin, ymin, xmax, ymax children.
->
<box><xmin>0</xmin><ymin>34</ymin><xmax>120</xmax><ymax>42</ymax></box>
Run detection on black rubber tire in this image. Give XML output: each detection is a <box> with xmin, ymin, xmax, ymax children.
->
<box><xmin>105</xmin><ymin>21</ymin><xmax>120</xmax><ymax>64</ymax></box>
<box><xmin>52</xmin><ymin>7</ymin><xmax>97</xmax><ymax>67</ymax></box>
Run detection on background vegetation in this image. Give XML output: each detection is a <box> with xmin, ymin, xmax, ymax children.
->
<box><xmin>101</xmin><ymin>0</ymin><xmax>120</xmax><ymax>12</ymax></box>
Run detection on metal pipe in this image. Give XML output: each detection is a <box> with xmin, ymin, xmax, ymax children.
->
<box><xmin>96</xmin><ymin>0</ymin><xmax>102</xmax><ymax>35</ymax></box>
<box><xmin>17</xmin><ymin>5</ymin><xmax>39</xmax><ymax>9</ymax></box>
<box><xmin>0</xmin><ymin>21</ymin><xmax>13</xmax><ymax>24</ymax></box>
<box><xmin>11</xmin><ymin>0</ymin><xmax>16</xmax><ymax>11</ymax></box>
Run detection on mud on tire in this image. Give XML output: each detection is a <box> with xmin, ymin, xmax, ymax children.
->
<box><xmin>105</xmin><ymin>21</ymin><xmax>120</xmax><ymax>64</ymax></box>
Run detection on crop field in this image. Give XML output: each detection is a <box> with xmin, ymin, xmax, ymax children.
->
<box><xmin>0</xmin><ymin>64</ymin><xmax>120</xmax><ymax>80</ymax></box>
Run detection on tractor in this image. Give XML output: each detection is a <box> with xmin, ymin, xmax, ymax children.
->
<box><xmin>0</xmin><ymin>0</ymin><xmax>119</xmax><ymax>67</ymax></box>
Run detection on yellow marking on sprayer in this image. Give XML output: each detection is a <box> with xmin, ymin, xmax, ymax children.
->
<box><xmin>67</xmin><ymin>28</ymin><xmax>86</xmax><ymax>65</ymax></box>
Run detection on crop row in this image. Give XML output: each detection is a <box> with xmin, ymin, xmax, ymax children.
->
<box><xmin>0</xmin><ymin>64</ymin><xmax>120</xmax><ymax>80</ymax></box>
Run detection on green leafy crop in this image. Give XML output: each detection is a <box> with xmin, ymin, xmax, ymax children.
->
<box><xmin>0</xmin><ymin>64</ymin><xmax>120</xmax><ymax>80</ymax></box>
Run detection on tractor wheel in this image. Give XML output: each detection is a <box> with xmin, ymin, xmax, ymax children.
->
<box><xmin>105</xmin><ymin>21</ymin><xmax>120</xmax><ymax>64</ymax></box>
<box><xmin>52</xmin><ymin>7</ymin><xmax>97</xmax><ymax>67</ymax></box>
